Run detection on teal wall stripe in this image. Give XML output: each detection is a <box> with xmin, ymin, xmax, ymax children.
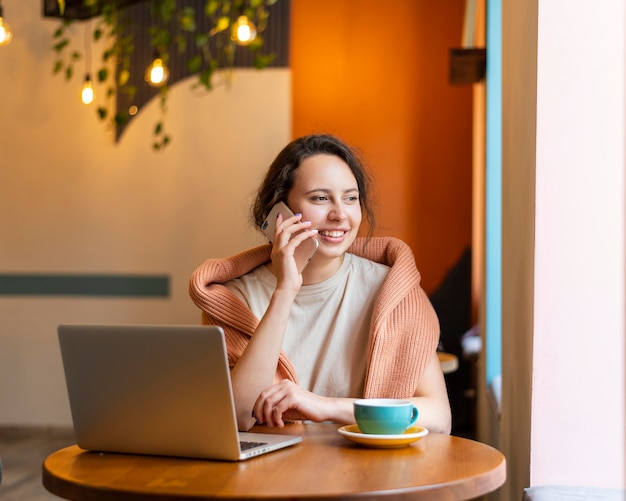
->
<box><xmin>0</xmin><ymin>274</ymin><xmax>169</xmax><ymax>297</ymax></box>
<box><xmin>486</xmin><ymin>0</ymin><xmax>502</xmax><ymax>384</ymax></box>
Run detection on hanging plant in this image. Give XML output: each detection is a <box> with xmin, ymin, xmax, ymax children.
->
<box><xmin>50</xmin><ymin>0</ymin><xmax>280</xmax><ymax>151</ymax></box>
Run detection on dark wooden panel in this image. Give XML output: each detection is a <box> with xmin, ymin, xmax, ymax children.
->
<box><xmin>449</xmin><ymin>48</ymin><xmax>487</xmax><ymax>85</ymax></box>
<box><xmin>43</xmin><ymin>0</ymin><xmax>146</xmax><ymax>20</ymax></box>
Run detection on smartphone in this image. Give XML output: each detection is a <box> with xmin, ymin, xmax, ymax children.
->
<box><xmin>261</xmin><ymin>202</ymin><xmax>319</xmax><ymax>272</ymax></box>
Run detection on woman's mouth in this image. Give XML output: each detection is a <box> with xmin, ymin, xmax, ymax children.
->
<box><xmin>318</xmin><ymin>230</ymin><xmax>347</xmax><ymax>239</ymax></box>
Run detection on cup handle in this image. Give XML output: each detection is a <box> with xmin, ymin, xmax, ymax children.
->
<box><xmin>408</xmin><ymin>406</ymin><xmax>419</xmax><ymax>428</ymax></box>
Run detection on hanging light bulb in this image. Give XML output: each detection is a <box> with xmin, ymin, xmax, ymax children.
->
<box><xmin>145</xmin><ymin>54</ymin><xmax>169</xmax><ymax>87</ymax></box>
<box><xmin>81</xmin><ymin>21</ymin><xmax>94</xmax><ymax>104</ymax></box>
<box><xmin>81</xmin><ymin>74</ymin><xmax>94</xmax><ymax>105</ymax></box>
<box><xmin>0</xmin><ymin>4</ymin><xmax>13</xmax><ymax>46</ymax></box>
<box><xmin>231</xmin><ymin>15</ymin><xmax>257</xmax><ymax>46</ymax></box>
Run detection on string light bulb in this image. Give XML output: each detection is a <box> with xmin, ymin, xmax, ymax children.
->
<box><xmin>0</xmin><ymin>4</ymin><xmax>13</xmax><ymax>46</ymax></box>
<box><xmin>81</xmin><ymin>74</ymin><xmax>94</xmax><ymax>104</ymax></box>
<box><xmin>231</xmin><ymin>15</ymin><xmax>257</xmax><ymax>46</ymax></box>
<box><xmin>145</xmin><ymin>54</ymin><xmax>169</xmax><ymax>87</ymax></box>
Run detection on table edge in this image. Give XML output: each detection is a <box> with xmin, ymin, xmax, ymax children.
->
<box><xmin>42</xmin><ymin>435</ymin><xmax>507</xmax><ymax>501</ymax></box>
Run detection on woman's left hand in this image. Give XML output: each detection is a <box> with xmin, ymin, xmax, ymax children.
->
<box><xmin>252</xmin><ymin>380</ymin><xmax>331</xmax><ymax>428</ymax></box>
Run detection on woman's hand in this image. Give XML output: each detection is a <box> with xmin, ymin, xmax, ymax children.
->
<box><xmin>253</xmin><ymin>380</ymin><xmax>339</xmax><ymax>428</ymax></box>
<box><xmin>270</xmin><ymin>213</ymin><xmax>315</xmax><ymax>291</ymax></box>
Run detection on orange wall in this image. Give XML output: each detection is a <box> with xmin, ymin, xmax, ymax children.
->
<box><xmin>291</xmin><ymin>0</ymin><xmax>473</xmax><ymax>293</ymax></box>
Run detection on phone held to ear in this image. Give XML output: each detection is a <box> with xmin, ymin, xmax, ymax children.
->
<box><xmin>261</xmin><ymin>202</ymin><xmax>319</xmax><ymax>272</ymax></box>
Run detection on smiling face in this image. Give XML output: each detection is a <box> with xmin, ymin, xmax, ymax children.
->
<box><xmin>287</xmin><ymin>154</ymin><xmax>362</xmax><ymax>265</ymax></box>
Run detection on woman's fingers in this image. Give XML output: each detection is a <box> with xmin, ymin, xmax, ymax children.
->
<box><xmin>275</xmin><ymin>215</ymin><xmax>314</xmax><ymax>246</ymax></box>
<box><xmin>254</xmin><ymin>381</ymin><xmax>296</xmax><ymax>428</ymax></box>
<box><xmin>253</xmin><ymin>381</ymin><xmax>323</xmax><ymax>428</ymax></box>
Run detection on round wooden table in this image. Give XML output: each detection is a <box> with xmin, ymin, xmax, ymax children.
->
<box><xmin>437</xmin><ymin>351</ymin><xmax>460</xmax><ymax>374</ymax></box>
<box><xmin>43</xmin><ymin>423</ymin><xmax>506</xmax><ymax>500</ymax></box>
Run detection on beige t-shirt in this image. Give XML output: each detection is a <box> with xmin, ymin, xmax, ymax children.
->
<box><xmin>224</xmin><ymin>253</ymin><xmax>390</xmax><ymax>398</ymax></box>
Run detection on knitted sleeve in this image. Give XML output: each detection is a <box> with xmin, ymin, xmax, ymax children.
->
<box><xmin>188</xmin><ymin>246</ymin><xmax>298</xmax><ymax>383</ymax></box>
<box><xmin>364</xmin><ymin>286</ymin><xmax>440</xmax><ymax>398</ymax></box>
<box><xmin>348</xmin><ymin>237</ymin><xmax>440</xmax><ymax>398</ymax></box>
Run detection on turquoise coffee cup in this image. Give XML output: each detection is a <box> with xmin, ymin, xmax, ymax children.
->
<box><xmin>353</xmin><ymin>398</ymin><xmax>419</xmax><ymax>435</ymax></box>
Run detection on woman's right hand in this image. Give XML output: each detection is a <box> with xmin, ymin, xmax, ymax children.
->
<box><xmin>270</xmin><ymin>213</ymin><xmax>315</xmax><ymax>291</ymax></box>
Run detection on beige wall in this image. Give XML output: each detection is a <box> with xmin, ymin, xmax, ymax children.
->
<box><xmin>0</xmin><ymin>0</ymin><xmax>290</xmax><ymax>426</ymax></box>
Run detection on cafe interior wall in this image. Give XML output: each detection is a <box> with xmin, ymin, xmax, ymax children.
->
<box><xmin>0</xmin><ymin>0</ymin><xmax>473</xmax><ymax>427</ymax></box>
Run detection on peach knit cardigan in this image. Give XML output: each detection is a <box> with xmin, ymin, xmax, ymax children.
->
<box><xmin>189</xmin><ymin>236</ymin><xmax>439</xmax><ymax>399</ymax></box>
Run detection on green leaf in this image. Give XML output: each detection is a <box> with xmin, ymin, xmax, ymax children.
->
<box><xmin>195</xmin><ymin>33</ymin><xmax>208</xmax><ymax>47</ymax></box>
<box><xmin>214</xmin><ymin>16</ymin><xmax>230</xmax><ymax>33</ymax></box>
<box><xmin>187</xmin><ymin>54</ymin><xmax>202</xmax><ymax>73</ymax></box>
<box><xmin>103</xmin><ymin>48</ymin><xmax>114</xmax><ymax>61</ymax></box>
<box><xmin>53</xmin><ymin>60</ymin><xmax>63</xmax><ymax>74</ymax></box>
<box><xmin>114</xmin><ymin>112</ymin><xmax>128</xmax><ymax>126</ymax></box>
<box><xmin>93</xmin><ymin>28</ymin><xmax>103</xmax><ymax>41</ymax></box>
<box><xmin>159</xmin><ymin>90</ymin><xmax>168</xmax><ymax>107</ymax></box>
<box><xmin>158</xmin><ymin>0</ymin><xmax>176</xmax><ymax>22</ymax></box>
<box><xmin>152</xmin><ymin>29</ymin><xmax>172</xmax><ymax>48</ymax></box>
<box><xmin>126</xmin><ymin>85</ymin><xmax>137</xmax><ymax>101</ymax></box>
<box><xmin>206</xmin><ymin>0</ymin><xmax>220</xmax><ymax>16</ymax></box>
<box><xmin>180</xmin><ymin>10</ymin><xmax>197</xmax><ymax>32</ymax></box>
<box><xmin>155</xmin><ymin>122</ymin><xmax>163</xmax><ymax>135</ymax></box>
<box><xmin>118</xmin><ymin>69</ymin><xmax>130</xmax><ymax>86</ymax></box>
<box><xmin>120</xmin><ymin>34</ymin><xmax>133</xmax><ymax>46</ymax></box>
<box><xmin>254</xmin><ymin>53</ymin><xmax>276</xmax><ymax>69</ymax></box>
<box><xmin>71</xmin><ymin>51</ymin><xmax>81</xmax><ymax>61</ymax></box>
<box><xmin>53</xmin><ymin>39</ymin><xmax>69</xmax><ymax>53</ymax></box>
<box><xmin>65</xmin><ymin>66</ymin><xmax>73</xmax><ymax>80</ymax></box>
<box><xmin>247</xmin><ymin>36</ymin><xmax>263</xmax><ymax>52</ymax></box>
<box><xmin>97</xmin><ymin>68</ymin><xmax>108</xmax><ymax>82</ymax></box>
<box><xmin>97</xmin><ymin>107</ymin><xmax>107</xmax><ymax>120</ymax></box>
<box><xmin>53</xmin><ymin>26</ymin><xmax>64</xmax><ymax>38</ymax></box>
<box><xmin>198</xmin><ymin>67</ymin><xmax>214</xmax><ymax>90</ymax></box>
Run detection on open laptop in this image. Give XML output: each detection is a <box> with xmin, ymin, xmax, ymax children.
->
<box><xmin>57</xmin><ymin>324</ymin><xmax>302</xmax><ymax>460</ymax></box>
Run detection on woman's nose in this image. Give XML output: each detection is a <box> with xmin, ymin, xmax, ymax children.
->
<box><xmin>328</xmin><ymin>203</ymin><xmax>346</xmax><ymax>220</ymax></box>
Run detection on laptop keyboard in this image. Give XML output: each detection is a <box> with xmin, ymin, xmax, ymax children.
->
<box><xmin>240</xmin><ymin>440</ymin><xmax>269</xmax><ymax>451</ymax></box>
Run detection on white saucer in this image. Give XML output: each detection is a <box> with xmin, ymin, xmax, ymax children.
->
<box><xmin>338</xmin><ymin>424</ymin><xmax>429</xmax><ymax>448</ymax></box>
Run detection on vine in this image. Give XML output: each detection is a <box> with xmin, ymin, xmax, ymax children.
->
<box><xmin>51</xmin><ymin>0</ymin><xmax>278</xmax><ymax>150</ymax></box>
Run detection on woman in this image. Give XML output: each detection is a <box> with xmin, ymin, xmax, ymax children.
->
<box><xmin>189</xmin><ymin>134</ymin><xmax>451</xmax><ymax>434</ymax></box>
